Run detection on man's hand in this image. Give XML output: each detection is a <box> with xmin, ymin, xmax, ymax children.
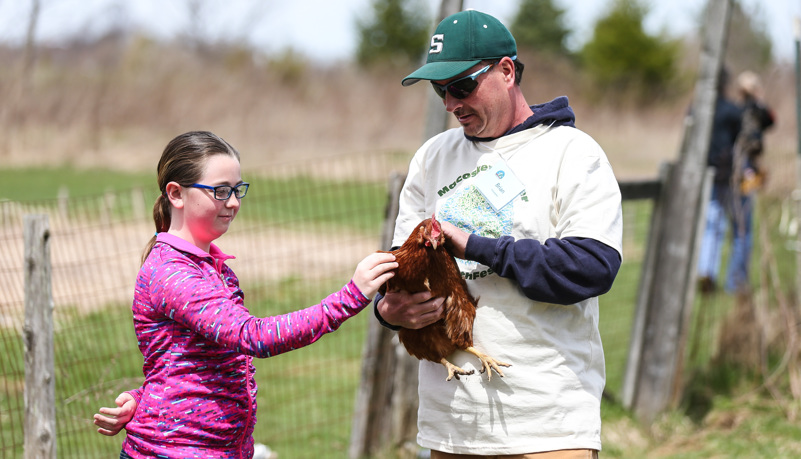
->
<box><xmin>378</xmin><ymin>290</ymin><xmax>444</xmax><ymax>329</ymax></box>
<box><xmin>93</xmin><ymin>392</ymin><xmax>137</xmax><ymax>436</ymax></box>
<box><xmin>440</xmin><ymin>220</ymin><xmax>469</xmax><ymax>259</ymax></box>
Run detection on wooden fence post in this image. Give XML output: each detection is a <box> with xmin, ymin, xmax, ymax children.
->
<box><xmin>350</xmin><ymin>172</ymin><xmax>415</xmax><ymax>458</ymax></box>
<box><xmin>794</xmin><ymin>19</ymin><xmax>801</xmax><ymax>338</ymax></box>
<box><xmin>623</xmin><ymin>0</ymin><xmax>733</xmax><ymax>424</ymax></box>
<box><xmin>23</xmin><ymin>214</ymin><xmax>56</xmax><ymax>458</ymax></box>
<box><xmin>351</xmin><ymin>2</ymin><xmax>465</xmax><ymax>456</ymax></box>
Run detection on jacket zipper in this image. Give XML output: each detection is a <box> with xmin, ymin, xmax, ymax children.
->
<box><xmin>238</xmin><ymin>356</ymin><xmax>254</xmax><ymax>457</ymax></box>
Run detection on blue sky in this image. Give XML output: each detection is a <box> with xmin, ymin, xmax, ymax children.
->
<box><xmin>0</xmin><ymin>0</ymin><xmax>796</xmax><ymax>63</ymax></box>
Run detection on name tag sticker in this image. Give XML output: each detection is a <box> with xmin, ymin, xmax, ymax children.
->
<box><xmin>475</xmin><ymin>160</ymin><xmax>525</xmax><ymax>212</ymax></box>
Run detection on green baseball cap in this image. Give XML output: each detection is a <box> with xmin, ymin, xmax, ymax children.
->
<box><xmin>402</xmin><ymin>9</ymin><xmax>517</xmax><ymax>86</ymax></box>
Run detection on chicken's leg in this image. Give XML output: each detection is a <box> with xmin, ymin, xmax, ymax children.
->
<box><xmin>465</xmin><ymin>346</ymin><xmax>511</xmax><ymax>381</ymax></box>
<box><xmin>440</xmin><ymin>358</ymin><xmax>474</xmax><ymax>381</ymax></box>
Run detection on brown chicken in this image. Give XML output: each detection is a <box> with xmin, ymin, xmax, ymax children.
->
<box><xmin>380</xmin><ymin>214</ymin><xmax>511</xmax><ymax>381</ymax></box>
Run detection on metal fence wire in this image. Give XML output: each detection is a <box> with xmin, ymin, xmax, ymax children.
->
<box><xmin>0</xmin><ymin>150</ymin><xmax>793</xmax><ymax>458</ymax></box>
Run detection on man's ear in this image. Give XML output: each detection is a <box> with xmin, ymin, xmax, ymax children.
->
<box><xmin>499</xmin><ymin>57</ymin><xmax>515</xmax><ymax>86</ymax></box>
<box><xmin>165</xmin><ymin>182</ymin><xmax>184</xmax><ymax>209</ymax></box>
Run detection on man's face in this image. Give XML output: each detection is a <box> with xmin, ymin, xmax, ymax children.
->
<box><xmin>432</xmin><ymin>59</ymin><xmax>514</xmax><ymax>138</ymax></box>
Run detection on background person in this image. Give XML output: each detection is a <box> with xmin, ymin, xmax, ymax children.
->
<box><xmin>697</xmin><ymin>67</ymin><xmax>743</xmax><ymax>295</ymax></box>
<box><xmin>697</xmin><ymin>68</ymin><xmax>775</xmax><ymax>295</ymax></box>
<box><xmin>375</xmin><ymin>10</ymin><xmax>622</xmax><ymax>458</ymax></box>
<box><xmin>724</xmin><ymin>70</ymin><xmax>775</xmax><ymax>293</ymax></box>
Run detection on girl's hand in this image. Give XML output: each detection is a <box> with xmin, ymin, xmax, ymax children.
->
<box><xmin>352</xmin><ymin>252</ymin><xmax>397</xmax><ymax>298</ymax></box>
<box><xmin>93</xmin><ymin>392</ymin><xmax>137</xmax><ymax>436</ymax></box>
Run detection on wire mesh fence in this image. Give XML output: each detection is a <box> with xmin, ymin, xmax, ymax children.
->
<box><xmin>0</xmin><ymin>150</ymin><xmax>796</xmax><ymax>458</ymax></box>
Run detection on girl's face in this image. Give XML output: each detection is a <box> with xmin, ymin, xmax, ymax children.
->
<box><xmin>173</xmin><ymin>154</ymin><xmax>242</xmax><ymax>252</ymax></box>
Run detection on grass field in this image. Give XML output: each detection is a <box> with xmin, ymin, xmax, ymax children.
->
<box><xmin>0</xmin><ymin>280</ymin><xmax>369</xmax><ymax>458</ymax></box>
<box><xmin>0</xmin><ymin>167</ymin><xmax>155</xmax><ymax>201</ymax></box>
<box><xmin>4</xmin><ymin>283</ymin><xmax>800</xmax><ymax>458</ymax></box>
<box><xmin>3</xmin><ymin>168</ymin><xmax>801</xmax><ymax>457</ymax></box>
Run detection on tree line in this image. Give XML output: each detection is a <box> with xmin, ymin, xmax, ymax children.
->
<box><xmin>356</xmin><ymin>0</ymin><xmax>773</xmax><ymax>102</ymax></box>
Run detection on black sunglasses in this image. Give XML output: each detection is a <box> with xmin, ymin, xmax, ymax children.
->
<box><xmin>431</xmin><ymin>63</ymin><xmax>495</xmax><ymax>100</ymax></box>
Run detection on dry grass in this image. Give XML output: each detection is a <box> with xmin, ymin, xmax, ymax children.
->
<box><xmin>0</xmin><ymin>39</ymin><xmax>796</xmax><ymax>194</ymax></box>
<box><xmin>1</xmin><ymin>40</ymin><xmax>428</xmax><ymax>173</ymax></box>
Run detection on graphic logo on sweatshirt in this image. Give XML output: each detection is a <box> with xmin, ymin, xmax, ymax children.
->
<box><xmin>439</xmin><ymin>184</ymin><xmax>513</xmax><ymax>239</ymax></box>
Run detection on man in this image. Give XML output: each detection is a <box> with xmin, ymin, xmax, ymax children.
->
<box><xmin>375</xmin><ymin>10</ymin><xmax>622</xmax><ymax>458</ymax></box>
<box><xmin>724</xmin><ymin>70</ymin><xmax>774</xmax><ymax>293</ymax></box>
<box><xmin>696</xmin><ymin>68</ymin><xmax>743</xmax><ymax>295</ymax></box>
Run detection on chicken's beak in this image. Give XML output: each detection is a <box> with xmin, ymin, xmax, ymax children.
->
<box><xmin>431</xmin><ymin>240</ymin><xmax>438</xmax><ymax>250</ymax></box>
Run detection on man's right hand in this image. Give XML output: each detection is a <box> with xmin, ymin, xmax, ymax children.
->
<box><xmin>378</xmin><ymin>290</ymin><xmax>445</xmax><ymax>329</ymax></box>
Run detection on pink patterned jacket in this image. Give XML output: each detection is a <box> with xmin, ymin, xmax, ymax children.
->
<box><xmin>121</xmin><ymin>233</ymin><xmax>370</xmax><ymax>458</ymax></box>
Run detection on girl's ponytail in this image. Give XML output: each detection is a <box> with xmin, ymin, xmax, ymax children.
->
<box><xmin>141</xmin><ymin>193</ymin><xmax>172</xmax><ymax>265</ymax></box>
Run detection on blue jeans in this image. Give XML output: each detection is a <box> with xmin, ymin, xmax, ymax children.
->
<box><xmin>697</xmin><ymin>184</ymin><xmax>754</xmax><ymax>293</ymax></box>
<box><xmin>725</xmin><ymin>193</ymin><xmax>753</xmax><ymax>292</ymax></box>
<box><xmin>698</xmin><ymin>192</ymin><xmax>728</xmax><ymax>282</ymax></box>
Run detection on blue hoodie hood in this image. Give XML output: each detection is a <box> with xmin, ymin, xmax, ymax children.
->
<box><xmin>465</xmin><ymin>95</ymin><xmax>576</xmax><ymax>142</ymax></box>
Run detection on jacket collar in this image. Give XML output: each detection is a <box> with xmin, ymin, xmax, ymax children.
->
<box><xmin>464</xmin><ymin>95</ymin><xmax>576</xmax><ymax>142</ymax></box>
<box><xmin>155</xmin><ymin>232</ymin><xmax>236</xmax><ymax>268</ymax></box>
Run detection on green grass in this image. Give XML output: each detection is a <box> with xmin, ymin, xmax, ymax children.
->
<box><xmin>0</xmin><ymin>167</ymin><xmax>388</xmax><ymax>233</ymax></box>
<box><xmin>0</xmin><ymin>166</ymin><xmax>155</xmax><ymax>201</ymax></box>
<box><xmin>15</xmin><ymin>261</ymin><xmax>796</xmax><ymax>458</ymax></box>
<box><xmin>597</xmin><ymin>197</ymin><xmax>801</xmax><ymax>458</ymax></box>
<box><xmin>245</xmin><ymin>276</ymin><xmax>370</xmax><ymax>457</ymax></box>
<box><xmin>241</xmin><ymin>176</ymin><xmax>387</xmax><ymax>231</ymax></box>
<box><xmin>3</xmin><ymin>169</ymin><xmax>800</xmax><ymax>458</ymax></box>
<box><xmin>600</xmin><ymin>392</ymin><xmax>801</xmax><ymax>458</ymax></box>
<box><xmin>0</xmin><ymin>277</ymin><xmax>368</xmax><ymax>458</ymax></box>
<box><xmin>601</xmin><ymin>199</ymin><xmax>652</xmax><ymax>395</ymax></box>
<box><xmin>0</xmin><ymin>166</ymin><xmax>387</xmax><ymax>457</ymax></box>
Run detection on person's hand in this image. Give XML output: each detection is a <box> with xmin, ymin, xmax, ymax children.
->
<box><xmin>352</xmin><ymin>252</ymin><xmax>397</xmax><ymax>298</ymax></box>
<box><xmin>93</xmin><ymin>392</ymin><xmax>137</xmax><ymax>436</ymax></box>
<box><xmin>439</xmin><ymin>220</ymin><xmax>469</xmax><ymax>259</ymax></box>
<box><xmin>378</xmin><ymin>290</ymin><xmax>444</xmax><ymax>329</ymax></box>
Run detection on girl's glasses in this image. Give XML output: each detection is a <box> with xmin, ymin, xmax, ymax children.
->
<box><xmin>190</xmin><ymin>183</ymin><xmax>249</xmax><ymax>200</ymax></box>
<box><xmin>431</xmin><ymin>63</ymin><xmax>494</xmax><ymax>100</ymax></box>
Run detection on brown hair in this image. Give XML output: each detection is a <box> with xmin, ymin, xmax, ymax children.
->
<box><xmin>142</xmin><ymin>131</ymin><xmax>240</xmax><ymax>264</ymax></box>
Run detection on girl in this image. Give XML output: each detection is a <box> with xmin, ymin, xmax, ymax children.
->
<box><xmin>92</xmin><ymin>131</ymin><xmax>397</xmax><ymax>458</ymax></box>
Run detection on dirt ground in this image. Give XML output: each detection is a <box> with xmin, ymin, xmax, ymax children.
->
<box><xmin>0</xmin><ymin>211</ymin><xmax>378</xmax><ymax>329</ymax></box>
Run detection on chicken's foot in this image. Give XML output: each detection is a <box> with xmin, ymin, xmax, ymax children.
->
<box><xmin>440</xmin><ymin>358</ymin><xmax>474</xmax><ymax>381</ymax></box>
<box><xmin>465</xmin><ymin>346</ymin><xmax>511</xmax><ymax>381</ymax></box>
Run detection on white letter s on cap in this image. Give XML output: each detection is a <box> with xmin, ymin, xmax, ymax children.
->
<box><xmin>429</xmin><ymin>34</ymin><xmax>443</xmax><ymax>54</ymax></box>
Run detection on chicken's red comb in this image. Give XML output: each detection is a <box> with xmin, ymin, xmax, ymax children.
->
<box><xmin>430</xmin><ymin>213</ymin><xmax>441</xmax><ymax>238</ymax></box>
